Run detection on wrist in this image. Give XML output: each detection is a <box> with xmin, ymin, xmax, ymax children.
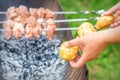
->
<box><xmin>102</xmin><ymin>27</ymin><xmax>120</xmax><ymax>44</ymax></box>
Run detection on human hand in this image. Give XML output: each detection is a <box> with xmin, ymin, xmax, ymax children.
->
<box><xmin>104</xmin><ymin>2</ymin><xmax>120</xmax><ymax>28</ymax></box>
<box><xmin>65</xmin><ymin>31</ymin><xmax>108</xmax><ymax>68</ymax></box>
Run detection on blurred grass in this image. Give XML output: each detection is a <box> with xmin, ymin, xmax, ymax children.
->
<box><xmin>58</xmin><ymin>0</ymin><xmax>120</xmax><ymax>80</ymax></box>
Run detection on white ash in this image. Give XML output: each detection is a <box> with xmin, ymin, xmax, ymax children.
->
<box><xmin>0</xmin><ymin>34</ymin><xmax>67</xmax><ymax>80</ymax></box>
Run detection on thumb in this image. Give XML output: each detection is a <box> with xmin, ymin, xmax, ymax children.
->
<box><xmin>69</xmin><ymin>54</ymin><xmax>86</xmax><ymax>68</ymax></box>
<box><xmin>104</xmin><ymin>2</ymin><xmax>120</xmax><ymax>15</ymax></box>
<box><xmin>65</xmin><ymin>38</ymin><xmax>81</xmax><ymax>48</ymax></box>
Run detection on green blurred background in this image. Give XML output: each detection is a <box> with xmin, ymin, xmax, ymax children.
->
<box><xmin>58</xmin><ymin>0</ymin><xmax>120</xmax><ymax>80</ymax></box>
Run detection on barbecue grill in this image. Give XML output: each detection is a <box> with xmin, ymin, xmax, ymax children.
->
<box><xmin>0</xmin><ymin>0</ymin><xmax>105</xmax><ymax>80</ymax></box>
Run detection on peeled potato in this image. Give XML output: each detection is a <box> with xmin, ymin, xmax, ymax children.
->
<box><xmin>78</xmin><ymin>22</ymin><xmax>96</xmax><ymax>37</ymax></box>
<box><xmin>95</xmin><ymin>15</ymin><xmax>115</xmax><ymax>29</ymax></box>
<box><xmin>59</xmin><ymin>41</ymin><xmax>79</xmax><ymax>60</ymax></box>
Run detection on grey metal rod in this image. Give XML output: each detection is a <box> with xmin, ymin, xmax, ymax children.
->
<box><xmin>0</xmin><ymin>12</ymin><xmax>6</xmax><ymax>14</ymax></box>
<box><xmin>0</xmin><ymin>17</ymin><xmax>98</xmax><ymax>24</ymax></box>
<box><xmin>0</xmin><ymin>9</ymin><xmax>105</xmax><ymax>15</ymax></box>
<box><xmin>53</xmin><ymin>9</ymin><xmax>105</xmax><ymax>15</ymax></box>
<box><xmin>0</xmin><ymin>27</ymin><xmax>79</xmax><ymax>31</ymax></box>
<box><xmin>54</xmin><ymin>18</ymin><xmax>88</xmax><ymax>23</ymax></box>
<box><xmin>55</xmin><ymin>27</ymin><xmax>78</xmax><ymax>31</ymax></box>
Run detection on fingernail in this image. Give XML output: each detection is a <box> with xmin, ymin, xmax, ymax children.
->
<box><xmin>103</xmin><ymin>12</ymin><xmax>109</xmax><ymax>16</ymax></box>
<box><xmin>64</xmin><ymin>43</ymin><xmax>69</xmax><ymax>48</ymax></box>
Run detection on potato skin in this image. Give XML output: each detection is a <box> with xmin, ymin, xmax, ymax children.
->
<box><xmin>60</xmin><ymin>22</ymin><xmax>96</xmax><ymax>60</ymax></box>
<box><xmin>59</xmin><ymin>42</ymin><xmax>79</xmax><ymax>60</ymax></box>
<box><xmin>78</xmin><ymin>22</ymin><xmax>96</xmax><ymax>37</ymax></box>
<box><xmin>59</xmin><ymin>15</ymin><xmax>114</xmax><ymax>60</ymax></box>
<box><xmin>95</xmin><ymin>15</ymin><xmax>115</xmax><ymax>29</ymax></box>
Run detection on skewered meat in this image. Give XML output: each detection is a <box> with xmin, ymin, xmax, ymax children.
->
<box><xmin>12</xmin><ymin>22</ymin><xmax>24</xmax><ymax>39</ymax></box>
<box><xmin>32</xmin><ymin>25</ymin><xmax>42</xmax><ymax>38</ymax></box>
<box><xmin>18</xmin><ymin>5</ymin><xmax>29</xmax><ymax>18</ymax></box>
<box><xmin>26</xmin><ymin>16</ymin><xmax>36</xmax><ymax>28</ymax></box>
<box><xmin>46</xmin><ymin>18</ymin><xmax>56</xmax><ymax>40</ymax></box>
<box><xmin>32</xmin><ymin>18</ymin><xmax>44</xmax><ymax>38</ymax></box>
<box><xmin>6</xmin><ymin>6</ymin><xmax>18</xmax><ymax>19</ymax></box>
<box><xmin>4</xmin><ymin>28</ymin><xmax>12</xmax><ymax>40</ymax></box>
<box><xmin>6</xmin><ymin>5</ymin><xmax>29</xmax><ymax>20</ymax></box>
<box><xmin>25</xmin><ymin>16</ymin><xmax>36</xmax><ymax>38</ymax></box>
<box><xmin>4</xmin><ymin>5</ymin><xmax>56</xmax><ymax>40</ymax></box>
<box><xmin>14</xmin><ymin>16</ymin><xmax>27</xmax><ymax>25</ymax></box>
<box><xmin>14</xmin><ymin>5</ymin><xmax>29</xmax><ymax>24</ymax></box>
<box><xmin>15</xmin><ymin>5</ymin><xmax>29</xmax><ymax>23</ymax></box>
<box><xmin>36</xmin><ymin>18</ymin><xmax>44</xmax><ymax>26</ymax></box>
<box><xmin>34</xmin><ymin>18</ymin><xmax>44</xmax><ymax>38</ymax></box>
<box><xmin>45</xmin><ymin>9</ymin><xmax>55</xmax><ymax>40</ymax></box>
<box><xmin>25</xmin><ymin>25</ymin><xmax>33</xmax><ymax>38</ymax></box>
<box><xmin>45</xmin><ymin>9</ymin><xmax>54</xmax><ymax>19</ymax></box>
<box><xmin>37</xmin><ymin>7</ymin><xmax>45</xmax><ymax>18</ymax></box>
<box><xmin>29</xmin><ymin>8</ymin><xmax>38</xmax><ymax>17</ymax></box>
<box><xmin>3</xmin><ymin>19</ymin><xmax>14</xmax><ymax>40</ymax></box>
<box><xmin>3</xmin><ymin>19</ymin><xmax>14</xmax><ymax>29</ymax></box>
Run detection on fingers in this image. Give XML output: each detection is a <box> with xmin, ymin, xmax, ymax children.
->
<box><xmin>69</xmin><ymin>55</ymin><xmax>86</xmax><ymax>68</ymax></box>
<box><xmin>65</xmin><ymin>38</ymin><xmax>85</xmax><ymax>50</ymax></box>
<box><xmin>115</xmin><ymin>16</ymin><xmax>120</xmax><ymax>22</ymax></box>
<box><xmin>110</xmin><ymin>16</ymin><xmax>120</xmax><ymax>28</ymax></box>
<box><xmin>104</xmin><ymin>2</ymin><xmax>120</xmax><ymax>15</ymax></box>
<box><xmin>109</xmin><ymin>10</ymin><xmax>120</xmax><ymax>28</ymax></box>
<box><xmin>65</xmin><ymin>39</ymin><xmax>79</xmax><ymax>47</ymax></box>
<box><xmin>114</xmin><ymin>10</ymin><xmax>120</xmax><ymax>17</ymax></box>
<box><xmin>110</xmin><ymin>21</ymin><xmax>120</xmax><ymax>28</ymax></box>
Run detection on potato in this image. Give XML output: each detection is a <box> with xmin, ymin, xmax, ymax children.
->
<box><xmin>78</xmin><ymin>22</ymin><xmax>96</xmax><ymax>37</ymax></box>
<box><xmin>59</xmin><ymin>41</ymin><xmax>79</xmax><ymax>60</ymax></box>
<box><xmin>95</xmin><ymin>15</ymin><xmax>115</xmax><ymax>29</ymax></box>
<box><xmin>59</xmin><ymin>22</ymin><xmax>96</xmax><ymax>60</ymax></box>
<box><xmin>59</xmin><ymin>15</ymin><xmax>114</xmax><ymax>60</ymax></box>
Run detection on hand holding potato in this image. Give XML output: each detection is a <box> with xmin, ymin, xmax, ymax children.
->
<box><xmin>95</xmin><ymin>15</ymin><xmax>115</xmax><ymax>29</ymax></box>
<box><xmin>59</xmin><ymin>41</ymin><xmax>79</xmax><ymax>60</ymax></box>
<box><xmin>59</xmin><ymin>22</ymin><xmax>96</xmax><ymax>61</ymax></box>
<box><xmin>104</xmin><ymin>2</ymin><xmax>120</xmax><ymax>28</ymax></box>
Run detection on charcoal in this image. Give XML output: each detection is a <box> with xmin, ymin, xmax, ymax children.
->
<box><xmin>0</xmin><ymin>45</ymin><xmax>2</xmax><ymax>51</ymax></box>
<box><xmin>9</xmin><ymin>48</ymin><xmax>15</xmax><ymax>53</ymax></box>
<box><xmin>23</xmin><ymin>62</ymin><xmax>30</xmax><ymax>68</ymax></box>
<box><xmin>0</xmin><ymin>34</ymin><xmax>66</xmax><ymax>80</ymax></box>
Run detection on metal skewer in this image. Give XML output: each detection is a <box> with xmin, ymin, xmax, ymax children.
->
<box><xmin>0</xmin><ymin>12</ymin><xmax>6</xmax><ymax>14</ymax></box>
<box><xmin>54</xmin><ymin>17</ymin><xmax>98</xmax><ymax>23</ymax></box>
<box><xmin>53</xmin><ymin>9</ymin><xmax>105</xmax><ymax>15</ymax></box>
<box><xmin>54</xmin><ymin>27</ymin><xmax>78</xmax><ymax>31</ymax></box>
<box><xmin>0</xmin><ymin>9</ymin><xmax>105</xmax><ymax>15</ymax></box>
<box><xmin>0</xmin><ymin>17</ymin><xmax>99</xmax><ymax>24</ymax></box>
<box><xmin>54</xmin><ymin>18</ymin><xmax>88</xmax><ymax>23</ymax></box>
<box><xmin>0</xmin><ymin>27</ymin><xmax>79</xmax><ymax>31</ymax></box>
<box><xmin>0</xmin><ymin>10</ymin><xmax>100</xmax><ymax>31</ymax></box>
